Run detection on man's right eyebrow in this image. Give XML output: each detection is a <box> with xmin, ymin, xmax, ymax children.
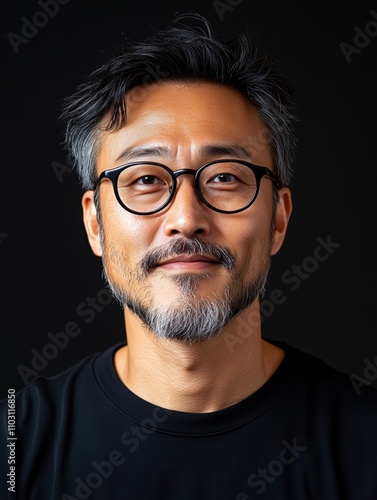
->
<box><xmin>115</xmin><ymin>146</ymin><xmax>173</xmax><ymax>164</ymax></box>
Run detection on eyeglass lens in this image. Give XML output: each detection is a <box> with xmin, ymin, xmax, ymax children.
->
<box><xmin>116</xmin><ymin>162</ymin><xmax>259</xmax><ymax>213</ymax></box>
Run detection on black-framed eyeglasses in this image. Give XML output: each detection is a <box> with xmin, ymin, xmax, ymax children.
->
<box><xmin>94</xmin><ymin>159</ymin><xmax>279</xmax><ymax>215</ymax></box>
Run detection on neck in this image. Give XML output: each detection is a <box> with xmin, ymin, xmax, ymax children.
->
<box><xmin>114</xmin><ymin>302</ymin><xmax>284</xmax><ymax>413</ymax></box>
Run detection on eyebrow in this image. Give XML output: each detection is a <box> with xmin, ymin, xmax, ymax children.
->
<box><xmin>199</xmin><ymin>144</ymin><xmax>254</xmax><ymax>160</ymax></box>
<box><xmin>115</xmin><ymin>143</ymin><xmax>254</xmax><ymax>164</ymax></box>
<box><xmin>115</xmin><ymin>146</ymin><xmax>173</xmax><ymax>163</ymax></box>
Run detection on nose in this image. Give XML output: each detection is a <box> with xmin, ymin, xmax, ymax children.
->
<box><xmin>162</xmin><ymin>176</ymin><xmax>211</xmax><ymax>238</ymax></box>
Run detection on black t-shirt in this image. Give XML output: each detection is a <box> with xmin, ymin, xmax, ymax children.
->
<box><xmin>1</xmin><ymin>340</ymin><xmax>377</xmax><ymax>500</ymax></box>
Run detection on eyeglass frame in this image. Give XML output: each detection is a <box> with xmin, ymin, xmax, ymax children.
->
<box><xmin>94</xmin><ymin>159</ymin><xmax>280</xmax><ymax>215</ymax></box>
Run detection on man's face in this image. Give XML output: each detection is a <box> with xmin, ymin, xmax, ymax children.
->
<box><xmin>83</xmin><ymin>82</ymin><xmax>291</xmax><ymax>342</ymax></box>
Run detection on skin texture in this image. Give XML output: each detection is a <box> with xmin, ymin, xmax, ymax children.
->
<box><xmin>82</xmin><ymin>82</ymin><xmax>292</xmax><ymax>413</ymax></box>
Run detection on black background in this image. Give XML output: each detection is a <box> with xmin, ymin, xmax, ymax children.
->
<box><xmin>1</xmin><ymin>0</ymin><xmax>376</xmax><ymax>400</ymax></box>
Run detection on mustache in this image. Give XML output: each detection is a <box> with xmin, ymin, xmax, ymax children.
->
<box><xmin>139</xmin><ymin>237</ymin><xmax>235</xmax><ymax>274</ymax></box>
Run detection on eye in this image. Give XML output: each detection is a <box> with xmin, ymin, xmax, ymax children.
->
<box><xmin>128</xmin><ymin>175</ymin><xmax>167</xmax><ymax>194</ymax></box>
<box><xmin>133</xmin><ymin>175</ymin><xmax>165</xmax><ymax>185</ymax></box>
<box><xmin>118</xmin><ymin>165</ymin><xmax>171</xmax><ymax>193</ymax></box>
<box><xmin>125</xmin><ymin>174</ymin><xmax>168</xmax><ymax>191</ymax></box>
<box><xmin>210</xmin><ymin>173</ymin><xmax>238</xmax><ymax>183</ymax></box>
<box><xmin>139</xmin><ymin>175</ymin><xmax>163</xmax><ymax>184</ymax></box>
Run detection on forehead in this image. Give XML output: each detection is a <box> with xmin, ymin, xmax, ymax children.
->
<box><xmin>97</xmin><ymin>82</ymin><xmax>272</xmax><ymax>170</ymax></box>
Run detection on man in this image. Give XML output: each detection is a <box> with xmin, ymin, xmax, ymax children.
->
<box><xmin>1</xmin><ymin>12</ymin><xmax>377</xmax><ymax>500</ymax></box>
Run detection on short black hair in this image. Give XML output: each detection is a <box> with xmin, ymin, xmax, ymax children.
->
<box><xmin>61</xmin><ymin>12</ymin><xmax>297</xmax><ymax>191</ymax></box>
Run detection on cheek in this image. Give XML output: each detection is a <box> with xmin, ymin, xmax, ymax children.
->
<box><xmin>227</xmin><ymin>208</ymin><xmax>273</xmax><ymax>246</ymax></box>
<box><xmin>235</xmin><ymin>219</ymin><xmax>273</xmax><ymax>268</ymax></box>
<box><xmin>100</xmin><ymin>196</ymin><xmax>159</xmax><ymax>260</ymax></box>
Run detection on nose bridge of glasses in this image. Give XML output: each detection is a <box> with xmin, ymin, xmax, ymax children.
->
<box><xmin>170</xmin><ymin>168</ymin><xmax>200</xmax><ymax>196</ymax></box>
<box><xmin>168</xmin><ymin>167</ymin><xmax>202</xmax><ymax>204</ymax></box>
<box><xmin>172</xmin><ymin>168</ymin><xmax>198</xmax><ymax>181</ymax></box>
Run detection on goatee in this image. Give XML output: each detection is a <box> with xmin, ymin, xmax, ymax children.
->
<box><xmin>101</xmin><ymin>236</ymin><xmax>271</xmax><ymax>343</ymax></box>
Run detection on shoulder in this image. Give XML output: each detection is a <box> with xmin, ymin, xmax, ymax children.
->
<box><xmin>0</xmin><ymin>348</ymin><xmax>104</xmax><ymax>417</ymax></box>
<box><xmin>0</xmin><ymin>344</ymin><xmax>124</xmax><ymax>467</ymax></box>
<box><xmin>281</xmin><ymin>341</ymin><xmax>377</xmax><ymax>418</ymax></box>
<box><xmin>269</xmin><ymin>339</ymin><xmax>377</xmax><ymax>405</ymax></box>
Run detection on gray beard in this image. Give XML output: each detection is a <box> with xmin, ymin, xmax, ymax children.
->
<box><xmin>100</xmin><ymin>237</ymin><xmax>271</xmax><ymax>343</ymax></box>
<box><xmin>110</xmin><ymin>277</ymin><xmax>267</xmax><ymax>343</ymax></box>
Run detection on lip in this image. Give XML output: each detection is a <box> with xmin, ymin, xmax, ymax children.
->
<box><xmin>156</xmin><ymin>254</ymin><xmax>221</xmax><ymax>271</ymax></box>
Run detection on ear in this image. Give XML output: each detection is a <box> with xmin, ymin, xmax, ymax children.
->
<box><xmin>82</xmin><ymin>190</ymin><xmax>103</xmax><ymax>257</ymax></box>
<box><xmin>271</xmin><ymin>187</ymin><xmax>292</xmax><ymax>256</ymax></box>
